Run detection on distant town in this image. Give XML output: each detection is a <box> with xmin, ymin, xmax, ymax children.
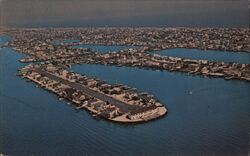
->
<box><xmin>1</xmin><ymin>27</ymin><xmax>250</xmax><ymax>123</ymax></box>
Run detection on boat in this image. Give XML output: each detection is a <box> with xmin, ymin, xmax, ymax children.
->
<box><xmin>189</xmin><ymin>90</ymin><xmax>193</xmax><ymax>95</ymax></box>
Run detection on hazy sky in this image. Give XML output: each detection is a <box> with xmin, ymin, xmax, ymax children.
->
<box><xmin>0</xmin><ymin>0</ymin><xmax>249</xmax><ymax>27</ymax></box>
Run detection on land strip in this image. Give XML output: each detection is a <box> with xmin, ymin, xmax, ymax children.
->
<box><xmin>33</xmin><ymin>67</ymin><xmax>139</xmax><ymax>112</ymax></box>
<box><xmin>20</xmin><ymin>64</ymin><xmax>167</xmax><ymax>123</ymax></box>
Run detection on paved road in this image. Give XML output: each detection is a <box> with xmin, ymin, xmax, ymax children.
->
<box><xmin>34</xmin><ymin>68</ymin><xmax>138</xmax><ymax>112</ymax></box>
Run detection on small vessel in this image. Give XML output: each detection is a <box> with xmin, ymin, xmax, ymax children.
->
<box><xmin>189</xmin><ymin>90</ymin><xmax>193</xmax><ymax>95</ymax></box>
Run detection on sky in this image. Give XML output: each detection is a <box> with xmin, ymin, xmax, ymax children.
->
<box><xmin>0</xmin><ymin>0</ymin><xmax>249</xmax><ymax>28</ymax></box>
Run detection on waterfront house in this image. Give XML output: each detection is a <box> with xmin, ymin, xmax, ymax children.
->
<box><xmin>63</xmin><ymin>88</ymin><xmax>75</xmax><ymax>100</ymax></box>
<box><xmin>127</xmin><ymin>105</ymin><xmax>159</xmax><ymax>120</ymax></box>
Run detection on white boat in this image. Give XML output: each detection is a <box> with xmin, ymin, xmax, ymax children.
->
<box><xmin>189</xmin><ymin>91</ymin><xmax>193</xmax><ymax>95</ymax></box>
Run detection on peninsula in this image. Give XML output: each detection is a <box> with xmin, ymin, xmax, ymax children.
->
<box><xmin>20</xmin><ymin>64</ymin><xmax>167</xmax><ymax>122</ymax></box>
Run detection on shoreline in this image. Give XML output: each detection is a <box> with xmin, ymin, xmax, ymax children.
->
<box><xmin>19</xmin><ymin>64</ymin><xmax>168</xmax><ymax>123</ymax></box>
<box><xmin>6</xmin><ymin>27</ymin><xmax>250</xmax><ymax>53</ymax></box>
<box><xmin>2</xmin><ymin>27</ymin><xmax>249</xmax><ymax>124</ymax></box>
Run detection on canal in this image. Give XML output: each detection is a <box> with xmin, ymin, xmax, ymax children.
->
<box><xmin>73</xmin><ymin>44</ymin><xmax>250</xmax><ymax>63</ymax></box>
<box><xmin>152</xmin><ymin>48</ymin><xmax>250</xmax><ymax>64</ymax></box>
<box><xmin>72</xmin><ymin>44</ymin><xmax>136</xmax><ymax>53</ymax></box>
<box><xmin>0</xmin><ymin>36</ymin><xmax>249</xmax><ymax>155</ymax></box>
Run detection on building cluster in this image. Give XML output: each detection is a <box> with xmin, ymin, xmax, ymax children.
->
<box><xmin>6</xmin><ymin>27</ymin><xmax>250</xmax><ymax>53</ymax></box>
<box><xmin>20</xmin><ymin>64</ymin><xmax>166</xmax><ymax>122</ymax></box>
<box><xmin>3</xmin><ymin>27</ymin><xmax>250</xmax><ymax>122</ymax></box>
<box><xmin>4</xmin><ymin>28</ymin><xmax>250</xmax><ymax>81</ymax></box>
<box><xmin>88</xmin><ymin>50</ymin><xmax>250</xmax><ymax>81</ymax></box>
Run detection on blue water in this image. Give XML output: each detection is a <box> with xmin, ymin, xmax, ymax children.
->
<box><xmin>52</xmin><ymin>39</ymin><xmax>80</xmax><ymax>45</ymax></box>
<box><xmin>0</xmin><ymin>36</ymin><xmax>11</xmax><ymax>47</ymax></box>
<box><xmin>1</xmin><ymin>35</ymin><xmax>250</xmax><ymax>156</ymax></box>
<box><xmin>73</xmin><ymin>45</ymin><xmax>135</xmax><ymax>53</ymax></box>
<box><xmin>75</xmin><ymin>45</ymin><xmax>250</xmax><ymax>63</ymax></box>
<box><xmin>70</xmin><ymin>64</ymin><xmax>250</xmax><ymax>155</ymax></box>
<box><xmin>63</xmin><ymin>39</ymin><xmax>80</xmax><ymax>43</ymax></box>
<box><xmin>153</xmin><ymin>48</ymin><xmax>250</xmax><ymax>64</ymax></box>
